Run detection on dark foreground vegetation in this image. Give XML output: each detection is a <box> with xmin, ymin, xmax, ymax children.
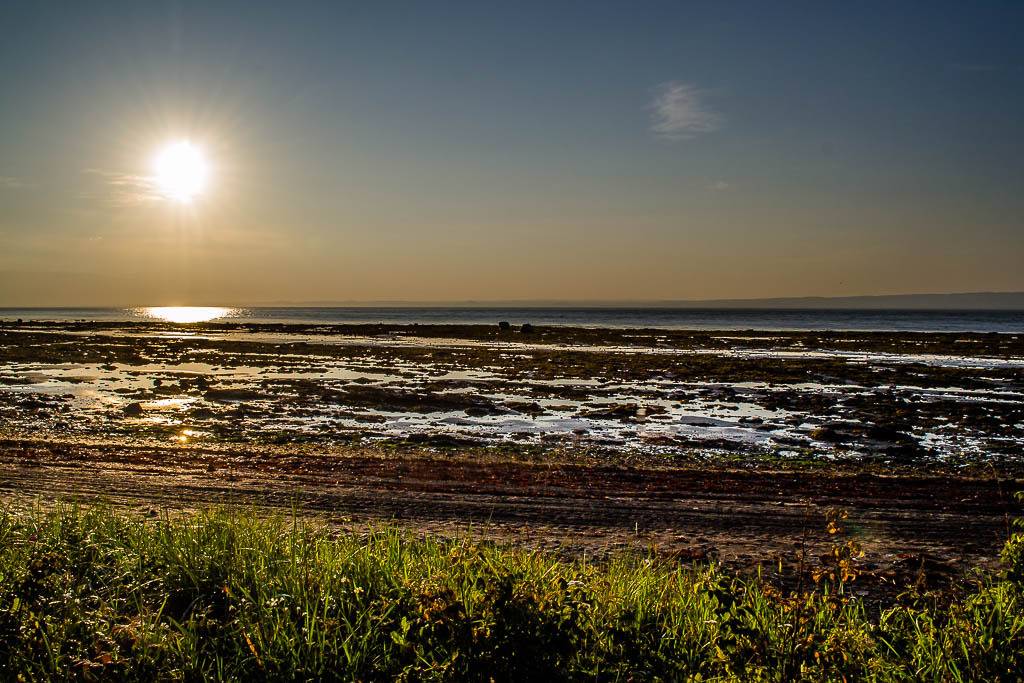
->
<box><xmin>1</xmin><ymin>504</ymin><xmax>1022</xmax><ymax>681</ymax></box>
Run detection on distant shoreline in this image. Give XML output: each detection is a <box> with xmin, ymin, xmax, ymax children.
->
<box><xmin>5</xmin><ymin>291</ymin><xmax>1024</xmax><ymax>311</ymax></box>
<box><xmin>2</xmin><ymin>310</ymin><xmax>1024</xmax><ymax>334</ymax></box>
<box><xmin>251</xmin><ymin>291</ymin><xmax>1024</xmax><ymax>310</ymax></box>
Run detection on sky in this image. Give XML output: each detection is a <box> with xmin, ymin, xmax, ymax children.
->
<box><xmin>1</xmin><ymin>1</ymin><xmax>1023</xmax><ymax>306</ymax></box>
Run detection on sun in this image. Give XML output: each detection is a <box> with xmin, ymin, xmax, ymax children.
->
<box><xmin>152</xmin><ymin>141</ymin><xmax>210</xmax><ymax>203</ymax></box>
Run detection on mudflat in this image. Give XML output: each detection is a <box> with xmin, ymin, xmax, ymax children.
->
<box><xmin>1</xmin><ymin>320</ymin><xmax>1022</xmax><ymax>590</ymax></box>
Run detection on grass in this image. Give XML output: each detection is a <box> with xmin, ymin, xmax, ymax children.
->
<box><xmin>0</xmin><ymin>504</ymin><xmax>1022</xmax><ymax>681</ymax></box>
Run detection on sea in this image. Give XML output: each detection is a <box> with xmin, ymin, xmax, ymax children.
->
<box><xmin>1</xmin><ymin>307</ymin><xmax>1023</xmax><ymax>333</ymax></box>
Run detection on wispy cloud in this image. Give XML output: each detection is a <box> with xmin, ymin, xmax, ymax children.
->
<box><xmin>81</xmin><ymin>168</ymin><xmax>161</xmax><ymax>207</ymax></box>
<box><xmin>708</xmin><ymin>180</ymin><xmax>731</xmax><ymax>191</ymax></box>
<box><xmin>0</xmin><ymin>175</ymin><xmax>30</xmax><ymax>189</ymax></box>
<box><xmin>649</xmin><ymin>82</ymin><xmax>722</xmax><ymax>141</ymax></box>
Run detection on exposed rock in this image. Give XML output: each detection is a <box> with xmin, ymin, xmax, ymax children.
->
<box><xmin>505</xmin><ymin>400</ymin><xmax>546</xmax><ymax>416</ymax></box>
<box><xmin>204</xmin><ymin>388</ymin><xmax>265</xmax><ymax>403</ymax></box>
<box><xmin>332</xmin><ymin>385</ymin><xmax>502</xmax><ymax>415</ymax></box>
<box><xmin>809</xmin><ymin>425</ymin><xmax>847</xmax><ymax>443</ymax></box>
<box><xmin>401</xmin><ymin>433</ymin><xmax>482</xmax><ymax>448</ymax></box>
<box><xmin>578</xmin><ymin>403</ymin><xmax>667</xmax><ymax>421</ymax></box>
<box><xmin>0</xmin><ymin>376</ymin><xmax>36</xmax><ymax>386</ymax></box>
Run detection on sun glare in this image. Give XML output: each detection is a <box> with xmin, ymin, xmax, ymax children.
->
<box><xmin>141</xmin><ymin>307</ymin><xmax>235</xmax><ymax>324</ymax></box>
<box><xmin>152</xmin><ymin>141</ymin><xmax>210</xmax><ymax>203</ymax></box>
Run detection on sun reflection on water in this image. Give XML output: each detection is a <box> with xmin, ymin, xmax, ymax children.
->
<box><xmin>139</xmin><ymin>306</ymin><xmax>238</xmax><ymax>324</ymax></box>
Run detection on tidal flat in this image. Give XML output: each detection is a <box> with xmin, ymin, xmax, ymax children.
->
<box><xmin>2</xmin><ymin>321</ymin><xmax>1022</xmax><ymax>463</ymax></box>
<box><xmin>1</xmin><ymin>320</ymin><xmax>1022</xmax><ymax>589</ymax></box>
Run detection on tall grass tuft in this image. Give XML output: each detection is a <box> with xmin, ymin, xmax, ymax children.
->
<box><xmin>0</xmin><ymin>503</ymin><xmax>1021</xmax><ymax>681</ymax></box>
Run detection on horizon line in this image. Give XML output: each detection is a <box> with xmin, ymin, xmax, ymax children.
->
<box><xmin>3</xmin><ymin>291</ymin><xmax>1024</xmax><ymax>310</ymax></box>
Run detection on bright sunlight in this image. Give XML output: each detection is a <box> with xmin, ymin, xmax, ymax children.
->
<box><xmin>140</xmin><ymin>306</ymin><xmax>235</xmax><ymax>323</ymax></box>
<box><xmin>152</xmin><ymin>141</ymin><xmax>210</xmax><ymax>203</ymax></box>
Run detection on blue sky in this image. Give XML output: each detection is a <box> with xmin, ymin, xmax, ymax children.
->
<box><xmin>1</xmin><ymin>1</ymin><xmax>1022</xmax><ymax>304</ymax></box>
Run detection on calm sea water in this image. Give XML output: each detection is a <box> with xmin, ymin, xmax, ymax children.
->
<box><xmin>1</xmin><ymin>307</ymin><xmax>1023</xmax><ymax>333</ymax></box>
